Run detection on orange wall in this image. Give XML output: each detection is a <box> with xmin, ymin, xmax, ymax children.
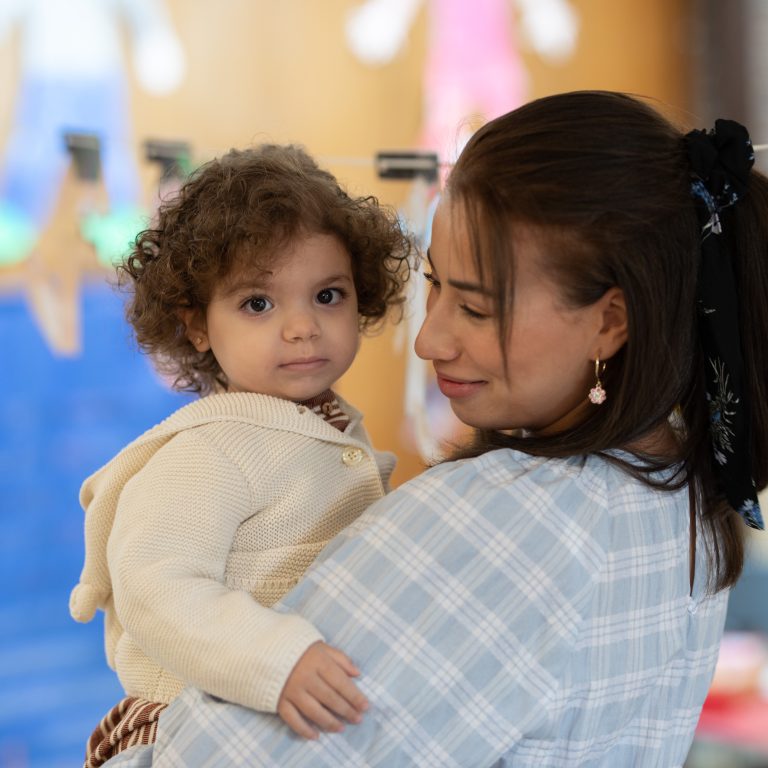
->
<box><xmin>1</xmin><ymin>0</ymin><xmax>694</xmax><ymax>486</ymax></box>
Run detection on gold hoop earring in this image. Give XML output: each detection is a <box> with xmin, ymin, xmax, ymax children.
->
<box><xmin>588</xmin><ymin>358</ymin><xmax>607</xmax><ymax>405</ymax></box>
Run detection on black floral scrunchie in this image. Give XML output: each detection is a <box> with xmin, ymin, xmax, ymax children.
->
<box><xmin>684</xmin><ymin>119</ymin><xmax>763</xmax><ymax>529</ymax></box>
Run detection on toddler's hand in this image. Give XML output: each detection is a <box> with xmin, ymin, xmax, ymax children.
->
<box><xmin>277</xmin><ymin>641</ymin><xmax>369</xmax><ymax>739</ymax></box>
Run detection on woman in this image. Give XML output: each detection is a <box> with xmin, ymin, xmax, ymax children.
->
<box><xmin>103</xmin><ymin>91</ymin><xmax>767</xmax><ymax>767</ymax></box>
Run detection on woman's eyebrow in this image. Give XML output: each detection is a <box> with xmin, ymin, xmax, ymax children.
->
<box><xmin>447</xmin><ymin>279</ymin><xmax>491</xmax><ymax>295</ymax></box>
<box><xmin>427</xmin><ymin>248</ymin><xmax>490</xmax><ymax>294</ymax></box>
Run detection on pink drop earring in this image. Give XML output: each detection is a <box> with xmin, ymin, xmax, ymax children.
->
<box><xmin>588</xmin><ymin>358</ymin><xmax>607</xmax><ymax>405</ymax></box>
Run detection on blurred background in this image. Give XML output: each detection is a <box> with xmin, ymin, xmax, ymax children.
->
<box><xmin>1</xmin><ymin>1</ymin><xmax>767</xmax><ymax>765</ymax></box>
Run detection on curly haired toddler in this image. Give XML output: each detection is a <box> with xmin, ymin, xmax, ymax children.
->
<box><xmin>69</xmin><ymin>144</ymin><xmax>412</xmax><ymax>764</ymax></box>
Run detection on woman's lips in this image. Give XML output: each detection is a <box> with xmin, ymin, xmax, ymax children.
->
<box><xmin>436</xmin><ymin>374</ymin><xmax>486</xmax><ymax>398</ymax></box>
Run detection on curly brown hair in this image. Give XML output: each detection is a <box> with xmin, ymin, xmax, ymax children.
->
<box><xmin>119</xmin><ymin>144</ymin><xmax>413</xmax><ymax>394</ymax></box>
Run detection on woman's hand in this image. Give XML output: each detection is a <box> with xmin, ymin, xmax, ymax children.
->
<box><xmin>277</xmin><ymin>641</ymin><xmax>369</xmax><ymax>739</ymax></box>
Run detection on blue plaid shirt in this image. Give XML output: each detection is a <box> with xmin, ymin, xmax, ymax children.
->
<box><xmin>109</xmin><ymin>449</ymin><xmax>727</xmax><ymax>767</ymax></box>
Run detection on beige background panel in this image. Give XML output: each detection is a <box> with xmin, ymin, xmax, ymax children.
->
<box><xmin>1</xmin><ymin>0</ymin><xmax>693</xmax><ymax>486</ymax></box>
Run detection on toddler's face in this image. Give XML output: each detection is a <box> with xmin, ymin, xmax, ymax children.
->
<box><xmin>194</xmin><ymin>233</ymin><xmax>360</xmax><ymax>400</ymax></box>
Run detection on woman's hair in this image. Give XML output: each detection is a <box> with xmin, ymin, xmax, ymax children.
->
<box><xmin>119</xmin><ymin>144</ymin><xmax>412</xmax><ymax>394</ymax></box>
<box><xmin>447</xmin><ymin>90</ymin><xmax>768</xmax><ymax>591</ymax></box>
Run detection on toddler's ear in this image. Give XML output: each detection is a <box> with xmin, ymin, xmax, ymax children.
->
<box><xmin>178</xmin><ymin>307</ymin><xmax>210</xmax><ymax>352</ymax></box>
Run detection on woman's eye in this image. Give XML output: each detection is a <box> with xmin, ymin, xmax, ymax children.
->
<box><xmin>243</xmin><ymin>296</ymin><xmax>273</xmax><ymax>313</ymax></box>
<box><xmin>460</xmin><ymin>304</ymin><xmax>489</xmax><ymax>320</ymax></box>
<box><xmin>423</xmin><ymin>271</ymin><xmax>440</xmax><ymax>288</ymax></box>
<box><xmin>316</xmin><ymin>288</ymin><xmax>344</xmax><ymax>305</ymax></box>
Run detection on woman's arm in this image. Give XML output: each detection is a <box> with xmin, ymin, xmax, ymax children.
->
<box><xmin>113</xmin><ymin>452</ymin><xmax>606</xmax><ymax>766</ymax></box>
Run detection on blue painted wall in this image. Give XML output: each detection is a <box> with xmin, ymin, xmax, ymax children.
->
<box><xmin>0</xmin><ymin>283</ymin><xmax>191</xmax><ymax>767</ymax></box>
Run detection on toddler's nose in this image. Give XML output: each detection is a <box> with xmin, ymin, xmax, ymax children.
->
<box><xmin>283</xmin><ymin>311</ymin><xmax>320</xmax><ymax>342</ymax></box>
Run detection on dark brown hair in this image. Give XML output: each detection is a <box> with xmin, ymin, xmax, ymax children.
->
<box><xmin>119</xmin><ymin>144</ymin><xmax>412</xmax><ymax>394</ymax></box>
<box><xmin>447</xmin><ymin>90</ymin><xmax>768</xmax><ymax>591</ymax></box>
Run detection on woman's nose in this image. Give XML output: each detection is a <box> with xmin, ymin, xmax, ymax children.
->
<box><xmin>414</xmin><ymin>295</ymin><xmax>457</xmax><ymax>362</ymax></box>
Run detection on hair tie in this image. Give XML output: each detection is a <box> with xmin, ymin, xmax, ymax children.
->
<box><xmin>684</xmin><ymin>119</ymin><xmax>763</xmax><ymax>530</ymax></box>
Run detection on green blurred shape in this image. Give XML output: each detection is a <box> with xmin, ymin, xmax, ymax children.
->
<box><xmin>81</xmin><ymin>206</ymin><xmax>148</xmax><ymax>267</ymax></box>
<box><xmin>0</xmin><ymin>203</ymin><xmax>37</xmax><ymax>266</ymax></box>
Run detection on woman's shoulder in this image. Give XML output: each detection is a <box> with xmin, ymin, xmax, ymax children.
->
<box><xmin>427</xmin><ymin>446</ymin><xmax>679</xmax><ymax>491</ymax></box>
<box><xmin>397</xmin><ymin>447</ymin><xmax>687</xmax><ymax>532</ymax></box>
<box><xmin>412</xmin><ymin>447</ymin><xmax>605</xmax><ymax>492</ymax></box>
<box><xmin>388</xmin><ymin>449</ymin><xmax>588</xmax><ymax>517</ymax></box>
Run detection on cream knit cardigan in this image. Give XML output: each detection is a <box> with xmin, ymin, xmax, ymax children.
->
<box><xmin>69</xmin><ymin>392</ymin><xmax>395</xmax><ymax>713</ymax></box>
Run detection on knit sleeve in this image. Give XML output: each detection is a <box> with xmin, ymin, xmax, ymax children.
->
<box><xmin>107</xmin><ymin>429</ymin><xmax>323</xmax><ymax>713</ymax></box>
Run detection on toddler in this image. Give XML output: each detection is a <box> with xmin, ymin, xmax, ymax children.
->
<box><xmin>69</xmin><ymin>144</ymin><xmax>411</xmax><ymax>763</ymax></box>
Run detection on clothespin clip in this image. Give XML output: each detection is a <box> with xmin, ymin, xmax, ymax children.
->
<box><xmin>63</xmin><ymin>132</ymin><xmax>101</xmax><ymax>182</ymax></box>
<box><xmin>375</xmin><ymin>151</ymin><xmax>439</xmax><ymax>183</ymax></box>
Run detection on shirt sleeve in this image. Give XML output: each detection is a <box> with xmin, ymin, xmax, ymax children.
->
<box><xmin>108</xmin><ymin>429</ymin><xmax>323</xmax><ymax>713</ymax></box>
<box><xmin>138</xmin><ymin>452</ymin><xmax>609</xmax><ymax>767</ymax></box>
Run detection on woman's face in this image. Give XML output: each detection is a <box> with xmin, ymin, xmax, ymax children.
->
<box><xmin>415</xmin><ymin>196</ymin><xmax>617</xmax><ymax>435</ymax></box>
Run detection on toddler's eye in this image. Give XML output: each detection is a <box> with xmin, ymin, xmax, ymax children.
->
<box><xmin>317</xmin><ymin>288</ymin><xmax>344</xmax><ymax>305</ymax></box>
<box><xmin>243</xmin><ymin>296</ymin><xmax>273</xmax><ymax>313</ymax></box>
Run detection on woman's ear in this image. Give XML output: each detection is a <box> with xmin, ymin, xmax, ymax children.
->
<box><xmin>594</xmin><ymin>286</ymin><xmax>628</xmax><ymax>360</ymax></box>
<box><xmin>178</xmin><ymin>308</ymin><xmax>210</xmax><ymax>352</ymax></box>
